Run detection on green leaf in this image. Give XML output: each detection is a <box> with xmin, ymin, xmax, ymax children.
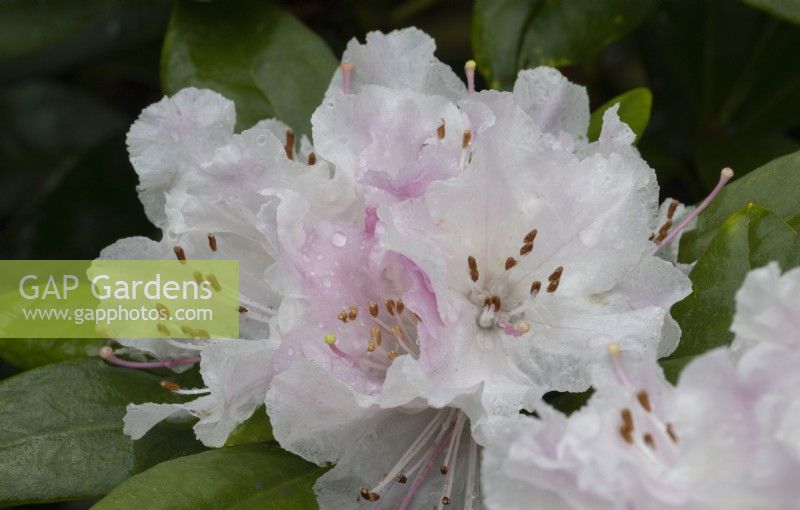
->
<box><xmin>161</xmin><ymin>0</ymin><xmax>338</xmax><ymax>134</ymax></box>
<box><xmin>94</xmin><ymin>444</ymin><xmax>326</xmax><ymax>509</ymax></box>
<box><xmin>0</xmin><ymin>339</ymin><xmax>106</xmax><ymax>370</ymax></box>
<box><xmin>472</xmin><ymin>0</ymin><xmax>658</xmax><ymax>89</ymax></box>
<box><xmin>224</xmin><ymin>406</ymin><xmax>274</xmax><ymax>447</ymax></box>
<box><xmin>679</xmin><ymin>151</ymin><xmax>800</xmax><ymax>261</ymax></box>
<box><xmin>545</xmin><ymin>389</ymin><xmax>594</xmax><ymax>415</ymax></box>
<box><xmin>0</xmin><ymin>359</ymin><xmax>205</xmax><ymax>506</ymax></box>
<box><xmin>668</xmin><ymin>204</ymin><xmax>800</xmax><ymax>367</ymax></box>
<box><xmin>587</xmin><ymin>87</ymin><xmax>652</xmax><ymax>143</ymax></box>
<box><xmin>743</xmin><ymin>0</ymin><xmax>800</xmax><ymax>24</ymax></box>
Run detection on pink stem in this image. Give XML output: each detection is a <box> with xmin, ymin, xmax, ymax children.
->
<box><xmin>100</xmin><ymin>346</ymin><xmax>200</xmax><ymax>369</ymax></box>
<box><xmin>341</xmin><ymin>62</ymin><xmax>354</xmax><ymax>95</ymax></box>
<box><xmin>654</xmin><ymin>168</ymin><xmax>734</xmax><ymax>253</ymax></box>
<box><xmin>398</xmin><ymin>425</ymin><xmax>453</xmax><ymax>510</ymax></box>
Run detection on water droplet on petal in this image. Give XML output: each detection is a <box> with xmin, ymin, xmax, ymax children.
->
<box><xmin>256</xmin><ymin>134</ymin><xmax>267</xmax><ymax>145</ymax></box>
<box><xmin>331</xmin><ymin>231</ymin><xmax>348</xmax><ymax>247</ymax></box>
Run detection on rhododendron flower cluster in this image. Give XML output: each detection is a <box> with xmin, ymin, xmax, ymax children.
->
<box><xmin>96</xmin><ymin>27</ymin><xmax>800</xmax><ymax>510</ymax></box>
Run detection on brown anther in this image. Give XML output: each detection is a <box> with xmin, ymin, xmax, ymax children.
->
<box><xmin>524</xmin><ymin>229</ymin><xmax>538</xmax><ymax>244</ymax></box>
<box><xmin>442</xmin><ymin>496</ymin><xmax>451</xmax><ymax>505</ymax></box>
<box><xmin>519</xmin><ymin>242</ymin><xmax>534</xmax><ymax>256</ymax></box>
<box><xmin>530</xmin><ymin>280</ymin><xmax>542</xmax><ymax>295</ymax></box>
<box><xmin>643</xmin><ymin>433</ymin><xmax>656</xmax><ymax>450</ymax></box>
<box><xmin>468</xmin><ymin>255</ymin><xmax>479</xmax><ymax>282</ymax></box>
<box><xmin>396</xmin><ymin>299</ymin><xmax>405</xmax><ymax>315</ymax></box>
<box><xmin>369</xmin><ymin>302</ymin><xmax>379</xmax><ymax>317</ymax></box>
<box><xmin>284</xmin><ymin>129</ymin><xmax>295</xmax><ymax>160</ymax></box>
<box><xmin>440</xmin><ymin>466</ymin><xmax>448</xmax><ymax>475</ymax></box>
<box><xmin>387</xmin><ymin>350</ymin><xmax>398</xmax><ymax>360</ymax></box>
<box><xmin>307</xmin><ymin>152</ymin><xmax>317</xmax><ymax>165</ymax></box>
<box><xmin>238</xmin><ymin>305</ymin><xmax>248</xmax><ymax>314</ymax></box>
<box><xmin>194</xmin><ymin>329</ymin><xmax>210</xmax><ymax>338</ymax></box>
<box><xmin>367</xmin><ymin>340</ymin><xmax>376</xmax><ymax>353</ymax></box>
<box><xmin>505</xmin><ymin>257</ymin><xmax>517</xmax><ymax>270</ymax></box>
<box><xmin>173</xmin><ymin>245</ymin><xmax>187</xmax><ymax>262</ymax></box>
<box><xmin>648</xmin><ymin>233</ymin><xmax>656</xmax><ymax>241</ymax></box>
<box><xmin>193</xmin><ymin>270</ymin><xmax>204</xmax><ymax>285</ymax></box>
<box><xmin>157</xmin><ymin>323</ymin><xmax>171</xmax><ymax>336</ymax></box>
<box><xmin>437</xmin><ymin>121</ymin><xmax>446</xmax><ymax>140</ymax></box>
<box><xmin>391</xmin><ymin>325</ymin><xmax>404</xmax><ymax>342</ymax></box>
<box><xmin>667</xmin><ymin>199</ymin><xmax>679</xmax><ymax>220</ymax></box>
<box><xmin>620</xmin><ymin>427</ymin><xmax>634</xmax><ymax>444</ymax></box>
<box><xmin>621</xmin><ymin>408</ymin><xmax>634</xmax><ymax>432</ymax></box>
<box><xmin>546</xmin><ymin>278</ymin><xmax>560</xmax><ymax>293</ymax></box>
<box><xmin>160</xmin><ymin>381</ymin><xmax>180</xmax><ymax>392</ymax></box>
<box><xmin>487</xmin><ymin>295</ymin><xmax>501</xmax><ymax>312</ymax></box>
<box><xmin>666</xmin><ymin>423</ymin><xmax>678</xmax><ymax>443</ymax></box>
<box><xmin>359</xmin><ymin>487</ymin><xmax>380</xmax><ymax>502</ymax></box>
<box><xmin>206</xmin><ymin>273</ymin><xmax>222</xmax><ymax>291</ymax></box>
<box><xmin>413</xmin><ymin>312</ymin><xmax>422</xmax><ymax>322</ymax></box>
<box><xmin>181</xmin><ymin>325</ymin><xmax>195</xmax><ymax>336</ymax></box>
<box><xmin>395</xmin><ymin>474</ymin><xmax>407</xmax><ymax>484</ymax></box>
<box><xmin>462</xmin><ymin>129</ymin><xmax>472</xmax><ymax>148</ymax></box>
<box><xmin>207</xmin><ymin>233</ymin><xmax>217</xmax><ymax>252</ymax></box>
<box><xmin>348</xmin><ymin>305</ymin><xmax>358</xmax><ymax>321</ymax></box>
<box><xmin>655</xmin><ymin>221</ymin><xmax>672</xmax><ymax>243</ymax></box>
<box><xmin>548</xmin><ymin>266</ymin><xmax>564</xmax><ymax>281</ymax></box>
<box><xmin>386</xmin><ymin>299</ymin><xmax>396</xmax><ymax>316</ymax></box>
<box><xmin>371</xmin><ymin>326</ymin><xmax>382</xmax><ymax>346</ymax></box>
<box><xmin>636</xmin><ymin>390</ymin><xmax>652</xmax><ymax>412</ymax></box>
<box><xmin>156</xmin><ymin>303</ymin><xmax>170</xmax><ymax>319</ymax></box>
<box><xmin>338</xmin><ymin>311</ymin><xmax>348</xmax><ymax>323</ymax></box>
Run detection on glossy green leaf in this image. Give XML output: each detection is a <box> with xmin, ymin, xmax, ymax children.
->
<box><xmin>668</xmin><ymin>204</ymin><xmax>800</xmax><ymax>366</ymax></box>
<box><xmin>743</xmin><ymin>0</ymin><xmax>800</xmax><ymax>24</ymax></box>
<box><xmin>679</xmin><ymin>151</ymin><xmax>800</xmax><ymax>261</ymax></box>
<box><xmin>94</xmin><ymin>444</ymin><xmax>326</xmax><ymax>509</ymax></box>
<box><xmin>587</xmin><ymin>87</ymin><xmax>652</xmax><ymax>143</ymax></box>
<box><xmin>472</xmin><ymin>0</ymin><xmax>658</xmax><ymax>89</ymax></box>
<box><xmin>0</xmin><ymin>359</ymin><xmax>205</xmax><ymax>506</ymax></box>
<box><xmin>0</xmin><ymin>339</ymin><xmax>106</xmax><ymax>370</ymax></box>
<box><xmin>162</xmin><ymin>0</ymin><xmax>337</xmax><ymax>134</ymax></box>
<box><xmin>224</xmin><ymin>406</ymin><xmax>274</xmax><ymax>447</ymax></box>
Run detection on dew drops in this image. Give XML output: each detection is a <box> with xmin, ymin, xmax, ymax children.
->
<box><xmin>256</xmin><ymin>134</ymin><xmax>268</xmax><ymax>145</ymax></box>
<box><xmin>331</xmin><ymin>231</ymin><xmax>348</xmax><ymax>247</ymax></box>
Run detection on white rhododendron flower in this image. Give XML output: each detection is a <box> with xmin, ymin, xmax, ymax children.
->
<box><xmin>481</xmin><ymin>263</ymin><xmax>800</xmax><ymax>509</ymax></box>
<box><xmin>264</xmin><ymin>28</ymin><xmax>691</xmax><ymax>509</ymax></box>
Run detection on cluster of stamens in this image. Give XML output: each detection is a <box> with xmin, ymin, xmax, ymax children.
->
<box><xmin>468</xmin><ymin>227</ymin><xmax>564</xmax><ymax>336</ymax></box>
<box><xmin>325</xmin><ymin>297</ymin><xmax>421</xmax><ymax>371</ymax></box>
<box><xmin>607</xmin><ymin>344</ymin><xmax>679</xmax><ymax>460</ymax></box>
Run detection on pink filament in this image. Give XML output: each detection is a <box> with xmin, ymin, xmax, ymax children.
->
<box><xmin>654</xmin><ymin>168</ymin><xmax>734</xmax><ymax>252</ymax></box>
<box><xmin>341</xmin><ymin>62</ymin><xmax>354</xmax><ymax>95</ymax></box>
<box><xmin>465</xmin><ymin>65</ymin><xmax>475</xmax><ymax>94</ymax></box>
<box><xmin>398</xmin><ymin>426</ymin><xmax>453</xmax><ymax>510</ymax></box>
<box><xmin>99</xmin><ymin>346</ymin><xmax>200</xmax><ymax>369</ymax></box>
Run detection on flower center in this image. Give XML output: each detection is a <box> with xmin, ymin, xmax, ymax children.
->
<box><xmin>466</xmin><ymin>227</ymin><xmax>564</xmax><ymax>337</ymax></box>
<box><xmin>324</xmin><ymin>297</ymin><xmax>421</xmax><ymax>372</ymax></box>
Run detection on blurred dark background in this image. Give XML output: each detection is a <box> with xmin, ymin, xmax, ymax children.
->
<box><xmin>0</xmin><ymin>0</ymin><xmax>798</xmax><ymax>507</ymax></box>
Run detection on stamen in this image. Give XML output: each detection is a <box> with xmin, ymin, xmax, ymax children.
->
<box><xmin>348</xmin><ymin>305</ymin><xmax>358</xmax><ymax>321</ymax></box>
<box><xmin>463</xmin><ymin>435</ymin><xmax>478</xmax><ymax>510</ymax></box>
<box><xmin>157</xmin><ymin>323</ymin><xmax>171</xmax><ymax>336</ymax></box>
<box><xmin>193</xmin><ymin>271</ymin><xmax>204</xmax><ymax>285</ymax></box>
<box><xmin>359</xmin><ymin>487</ymin><xmax>380</xmax><ymax>502</ymax></box>
<box><xmin>464</xmin><ymin>60</ymin><xmax>476</xmax><ymax>94</ymax></box>
<box><xmin>546</xmin><ymin>279</ymin><xmax>560</xmax><ymax>293</ymax></box>
<box><xmin>438</xmin><ymin>413</ymin><xmax>467</xmax><ymax>510</ymax></box>
<box><xmin>325</xmin><ymin>334</ymin><xmax>388</xmax><ymax>372</ymax></box>
<box><xmin>619</xmin><ymin>408</ymin><xmax>634</xmax><ymax>444</ymax></box>
<box><xmin>654</xmin><ymin>220</ymin><xmax>672</xmax><ymax>243</ymax></box>
<box><xmin>369</xmin><ymin>302</ymin><xmax>379</xmax><ymax>317</ymax></box>
<box><xmin>524</xmin><ymin>229</ymin><xmax>538</xmax><ymax>244</ymax></box>
<box><xmin>666</xmin><ymin>423</ymin><xmax>679</xmax><ymax>443</ymax></box>
<box><xmin>667</xmin><ymin>199</ymin><xmax>679</xmax><ymax>220</ymax></box>
<box><xmin>654</xmin><ymin>167</ymin><xmax>734</xmax><ymax>252</ymax></box>
<box><xmin>386</xmin><ymin>299</ymin><xmax>396</xmax><ymax>316</ymax></box>
<box><xmin>437</xmin><ymin>120</ymin><xmax>446</xmax><ymax>140</ymax></box>
<box><xmin>387</xmin><ymin>350</ymin><xmax>398</xmax><ymax>360</ymax></box>
<box><xmin>238</xmin><ymin>305</ymin><xmax>248</xmax><ymax>314</ymax></box>
<box><xmin>371</xmin><ymin>326</ymin><xmax>382</xmax><ymax>347</ymax></box>
<box><xmin>100</xmin><ymin>346</ymin><xmax>200</xmax><ymax>369</ymax></box>
<box><xmin>467</xmin><ymin>255</ymin><xmax>479</xmax><ymax>282</ymax></box>
<box><xmin>284</xmin><ymin>130</ymin><xmax>295</xmax><ymax>160</ymax></box>
<box><xmin>338</xmin><ymin>311</ymin><xmax>348</xmax><ymax>323</ymax></box>
<box><xmin>637</xmin><ymin>390</ymin><xmax>652</xmax><ymax>412</ymax></box>
<box><xmin>156</xmin><ymin>303</ymin><xmax>170</xmax><ymax>319</ymax></box>
<box><xmin>206</xmin><ymin>273</ymin><xmax>221</xmax><ymax>291</ymax></box>
<box><xmin>548</xmin><ymin>266</ymin><xmax>563</xmax><ymax>281</ymax></box>
<box><xmin>396</xmin><ymin>299</ymin><xmax>405</xmax><ymax>315</ymax></box>
<box><xmin>207</xmin><ymin>233</ymin><xmax>217</xmax><ymax>252</ymax></box>
<box><xmin>504</xmin><ymin>257</ymin><xmax>517</xmax><ymax>270</ymax></box>
<box><xmin>519</xmin><ymin>242</ymin><xmax>533</xmax><ymax>256</ymax></box>
<box><xmin>530</xmin><ymin>280</ymin><xmax>541</xmax><ymax>295</ymax></box>
<box><xmin>160</xmin><ymin>381</ymin><xmax>180</xmax><ymax>391</ymax></box>
<box><xmin>398</xmin><ymin>426</ymin><xmax>454</xmax><ymax>510</ymax></box>
<box><xmin>643</xmin><ymin>433</ymin><xmax>656</xmax><ymax>450</ymax></box>
<box><xmin>307</xmin><ymin>152</ymin><xmax>317</xmax><ymax>165</ymax></box>
<box><xmin>606</xmin><ymin>343</ymin><xmax>634</xmax><ymax>389</ymax></box>
<box><xmin>462</xmin><ymin>130</ymin><xmax>472</xmax><ymax>149</ymax></box>
<box><xmin>341</xmin><ymin>62</ymin><xmax>354</xmax><ymax>95</ymax></box>
<box><xmin>173</xmin><ymin>245</ymin><xmax>187</xmax><ymax>262</ymax></box>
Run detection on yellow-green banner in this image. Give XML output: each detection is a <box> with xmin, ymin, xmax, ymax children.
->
<box><xmin>0</xmin><ymin>260</ymin><xmax>240</xmax><ymax>339</ymax></box>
